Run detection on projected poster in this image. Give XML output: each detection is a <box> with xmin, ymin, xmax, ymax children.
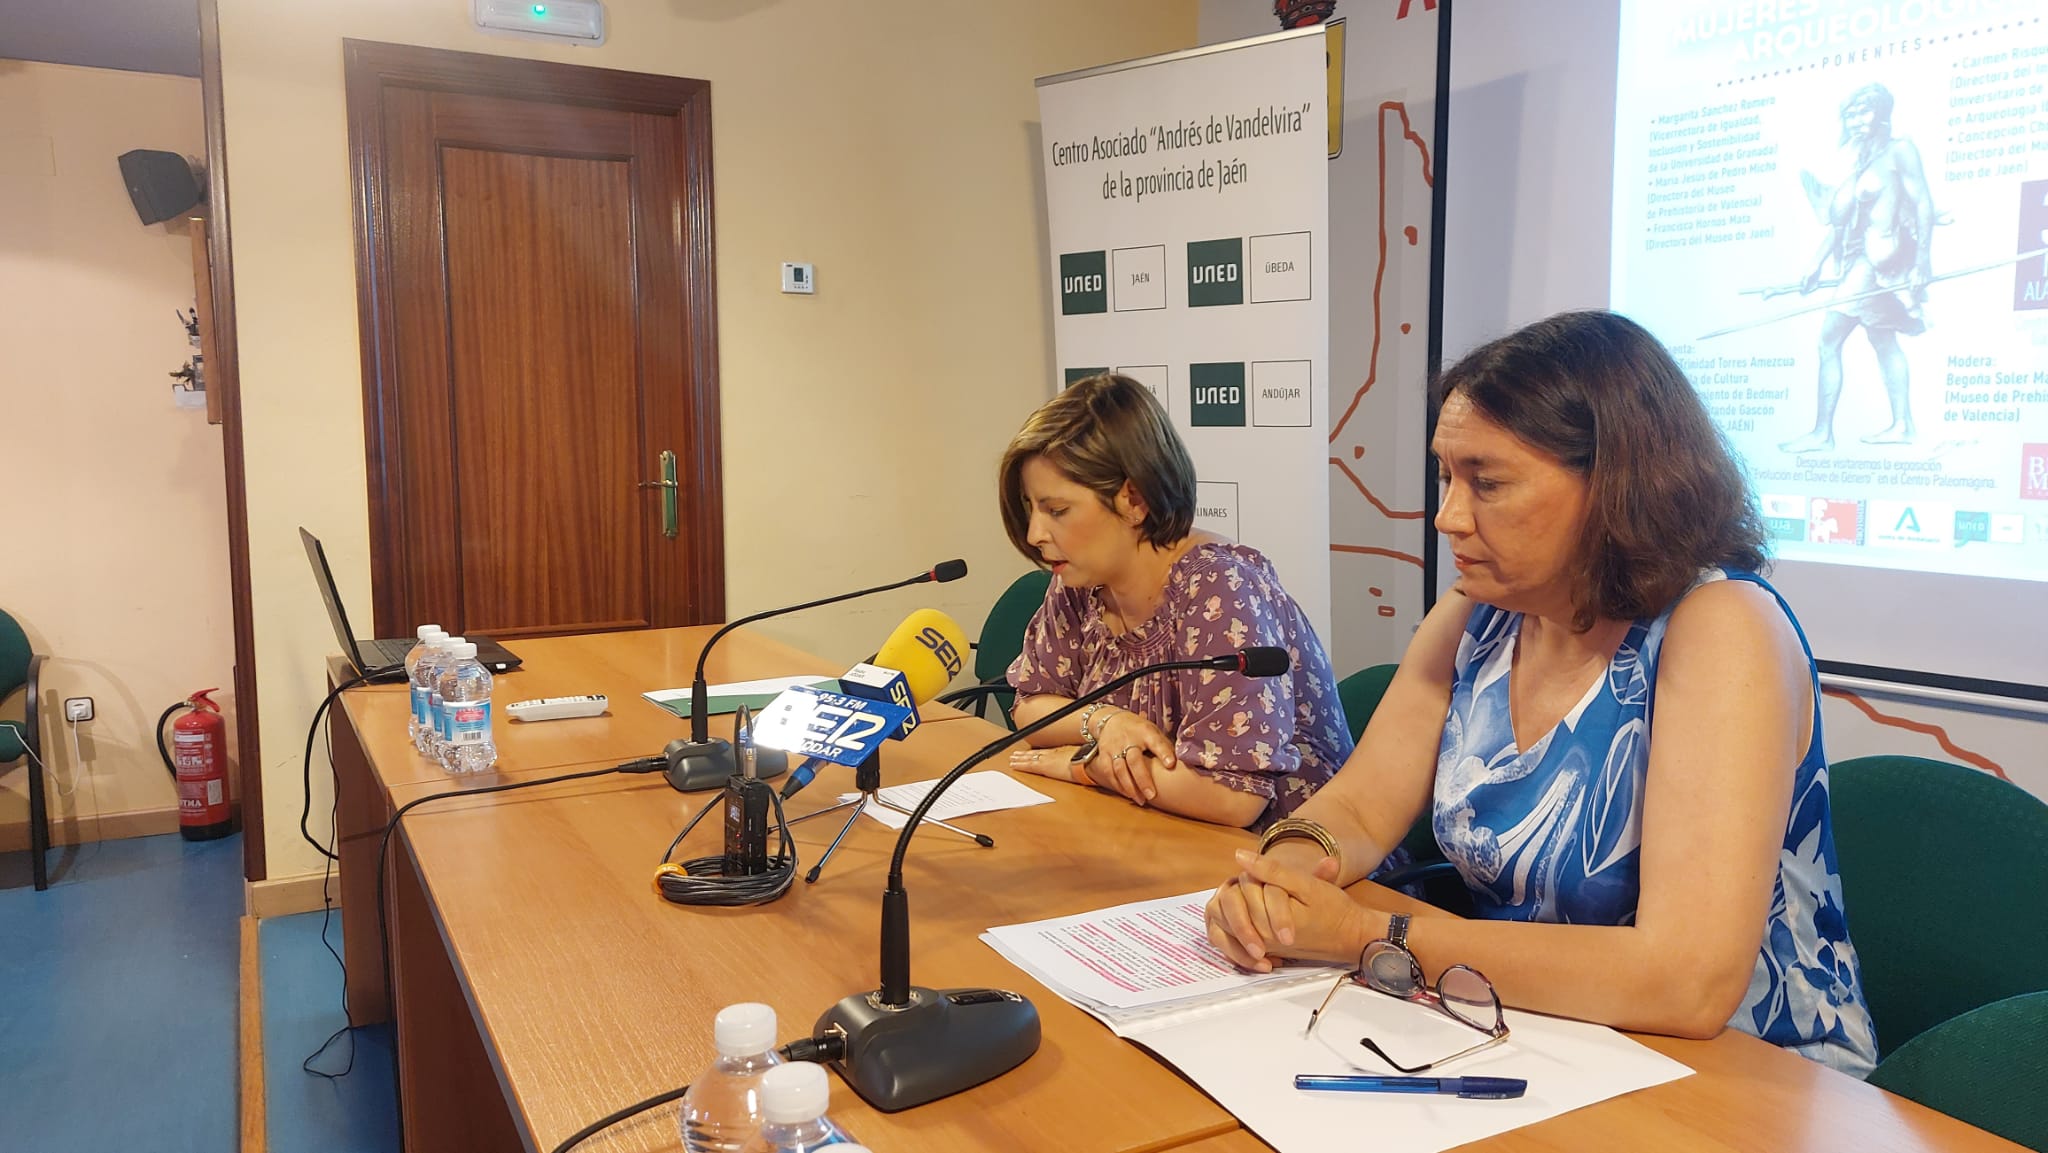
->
<box><xmin>1612</xmin><ymin>0</ymin><xmax>2048</xmax><ymax>585</ymax></box>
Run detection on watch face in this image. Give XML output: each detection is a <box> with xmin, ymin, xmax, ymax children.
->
<box><xmin>1071</xmin><ymin>740</ymin><xmax>1100</xmax><ymax>764</ymax></box>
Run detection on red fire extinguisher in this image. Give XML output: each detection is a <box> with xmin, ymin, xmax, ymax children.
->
<box><xmin>156</xmin><ymin>689</ymin><xmax>234</xmax><ymax>841</ymax></box>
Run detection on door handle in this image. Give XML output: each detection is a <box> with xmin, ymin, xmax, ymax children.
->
<box><xmin>639</xmin><ymin>449</ymin><xmax>679</xmax><ymax>538</ymax></box>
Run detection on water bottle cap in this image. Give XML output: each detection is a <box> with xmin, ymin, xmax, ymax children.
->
<box><xmin>452</xmin><ymin>641</ymin><xmax>478</xmax><ymax>659</ymax></box>
<box><xmin>758</xmin><ymin>1061</ymin><xmax>830</xmax><ymax>1124</ymax></box>
<box><xmin>446</xmin><ymin>636</ymin><xmax>466</xmax><ymax>646</ymax></box>
<box><xmin>416</xmin><ymin>624</ymin><xmax>443</xmax><ymax>639</ymax></box>
<box><xmin>711</xmin><ymin>1001</ymin><xmax>776</xmax><ymax>1057</ymax></box>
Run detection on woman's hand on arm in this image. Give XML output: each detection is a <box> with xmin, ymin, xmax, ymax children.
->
<box><xmin>1069</xmin><ymin>709</ymin><xmax>1266</xmax><ymax>825</ymax></box>
<box><xmin>1091</xmin><ymin>708</ymin><xmax>1175</xmax><ymax>802</ymax></box>
<box><xmin>1003</xmin><ymin>728</ymin><xmax>1266</xmax><ymax>825</ymax></box>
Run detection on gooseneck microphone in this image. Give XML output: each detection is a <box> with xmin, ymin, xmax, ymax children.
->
<box><xmin>810</xmin><ymin>645</ymin><xmax>1292</xmax><ymax>1112</ymax></box>
<box><xmin>664</xmin><ymin>560</ymin><xmax>969</xmax><ymax>792</ymax></box>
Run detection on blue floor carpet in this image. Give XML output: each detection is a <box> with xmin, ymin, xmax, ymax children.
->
<box><xmin>0</xmin><ymin>832</ymin><xmax>241</xmax><ymax>1152</ymax></box>
<box><xmin>260</xmin><ymin>906</ymin><xmax>398</xmax><ymax>1152</ymax></box>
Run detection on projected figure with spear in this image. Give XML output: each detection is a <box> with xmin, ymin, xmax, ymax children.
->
<box><xmin>1775</xmin><ymin>83</ymin><xmax>1934</xmax><ymax>454</ymax></box>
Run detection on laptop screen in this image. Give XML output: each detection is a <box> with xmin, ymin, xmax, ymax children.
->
<box><xmin>299</xmin><ymin>527</ymin><xmax>370</xmax><ymax>673</ymax></box>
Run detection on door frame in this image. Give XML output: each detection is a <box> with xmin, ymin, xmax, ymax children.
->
<box><xmin>342</xmin><ymin>40</ymin><xmax>726</xmax><ymax>636</ymax></box>
<box><xmin>200</xmin><ymin>0</ymin><xmax>264</xmax><ymax>881</ymax></box>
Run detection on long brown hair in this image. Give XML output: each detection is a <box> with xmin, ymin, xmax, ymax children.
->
<box><xmin>997</xmin><ymin>374</ymin><xmax>1195</xmax><ymax>564</ymax></box>
<box><xmin>1433</xmin><ymin>311</ymin><xmax>1769</xmax><ymax>629</ymax></box>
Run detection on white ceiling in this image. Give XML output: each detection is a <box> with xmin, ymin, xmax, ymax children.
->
<box><xmin>0</xmin><ymin>0</ymin><xmax>201</xmax><ymax>78</ymax></box>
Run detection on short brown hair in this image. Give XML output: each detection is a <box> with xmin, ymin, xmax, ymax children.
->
<box><xmin>998</xmin><ymin>374</ymin><xmax>1196</xmax><ymax>563</ymax></box>
<box><xmin>1433</xmin><ymin>311</ymin><xmax>1769</xmax><ymax>630</ymax></box>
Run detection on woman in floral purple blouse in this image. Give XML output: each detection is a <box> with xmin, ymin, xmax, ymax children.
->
<box><xmin>998</xmin><ymin>374</ymin><xmax>1352</xmax><ymax>831</ymax></box>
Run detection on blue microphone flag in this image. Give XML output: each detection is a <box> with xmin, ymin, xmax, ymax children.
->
<box><xmin>750</xmin><ymin>684</ymin><xmax>914</xmax><ymax>767</ymax></box>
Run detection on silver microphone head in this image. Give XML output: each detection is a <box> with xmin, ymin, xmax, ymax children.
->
<box><xmin>734</xmin><ymin>704</ymin><xmax>757</xmax><ymax>780</ymax></box>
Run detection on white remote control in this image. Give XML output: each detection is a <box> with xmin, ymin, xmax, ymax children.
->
<box><xmin>505</xmin><ymin>694</ymin><xmax>609</xmax><ymax>722</ymax></box>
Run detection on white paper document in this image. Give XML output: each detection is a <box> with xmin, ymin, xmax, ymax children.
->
<box><xmin>982</xmin><ymin>891</ymin><xmax>1331</xmax><ymax>1017</ymax></box>
<box><xmin>837</xmin><ymin>771</ymin><xmax>1054</xmax><ymax>830</ymax></box>
<box><xmin>641</xmin><ymin>675</ymin><xmax>834</xmax><ymax>719</ymax></box>
<box><xmin>983</xmin><ymin>892</ymin><xmax>1694</xmax><ymax>1153</ymax></box>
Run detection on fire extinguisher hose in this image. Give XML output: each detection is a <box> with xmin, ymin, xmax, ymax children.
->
<box><xmin>156</xmin><ymin>701</ymin><xmax>189</xmax><ymax>781</ymax></box>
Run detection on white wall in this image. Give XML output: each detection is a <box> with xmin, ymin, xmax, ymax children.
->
<box><xmin>0</xmin><ymin>60</ymin><xmax>233</xmax><ymax>849</ymax></box>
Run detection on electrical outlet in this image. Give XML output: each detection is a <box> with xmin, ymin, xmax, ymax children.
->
<box><xmin>64</xmin><ymin>697</ymin><xmax>94</xmax><ymax>723</ymax></box>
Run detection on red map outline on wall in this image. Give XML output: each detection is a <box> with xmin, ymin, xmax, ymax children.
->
<box><xmin>1823</xmin><ymin>689</ymin><xmax>2011</xmax><ymax>780</ymax></box>
<box><xmin>1329</xmin><ymin>101</ymin><xmax>1431</xmax><ymax>569</ymax></box>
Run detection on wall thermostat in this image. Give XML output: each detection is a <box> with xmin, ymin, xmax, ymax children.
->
<box><xmin>781</xmin><ymin>262</ymin><xmax>816</xmax><ymax>295</ymax></box>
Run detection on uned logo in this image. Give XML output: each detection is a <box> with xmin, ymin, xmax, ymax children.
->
<box><xmin>1187</xmin><ymin>237</ymin><xmax>1245</xmax><ymax>308</ymax></box>
<box><xmin>918</xmin><ymin>626</ymin><xmax>964</xmax><ymax>677</ymax></box>
<box><xmin>1060</xmin><ymin>251</ymin><xmax>1108</xmax><ymax>315</ymax></box>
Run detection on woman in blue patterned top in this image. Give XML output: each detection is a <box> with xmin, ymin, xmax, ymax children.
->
<box><xmin>1203</xmin><ymin>311</ymin><xmax>1878</xmax><ymax>1076</ymax></box>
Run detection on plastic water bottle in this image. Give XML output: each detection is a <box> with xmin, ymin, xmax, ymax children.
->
<box><xmin>404</xmin><ymin>626</ymin><xmax>445</xmax><ymax>749</ymax></box>
<box><xmin>739</xmin><ymin>1063</ymin><xmax>854</xmax><ymax>1153</ymax></box>
<box><xmin>412</xmin><ymin>636</ymin><xmax>454</xmax><ymax>757</ymax></box>
<box><xmin>680</xmin><ymin>1003</ymin><xmax>783</xmax><ymax>1153</ymax></box>
<box><xmin>435</xmin><ymin>641</ymin><xmax>496</xmax><ymax>774</ymax></box>
<box><xmin>426</xmin><ymin>636</ymin><xmax>466</xmax><ymax>757</ymax></box>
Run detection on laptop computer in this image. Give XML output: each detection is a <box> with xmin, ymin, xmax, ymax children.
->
<box><xmin>300</xmin><ymin>527</ymin><xmax>523</xmax><ymax>675</ymax></box>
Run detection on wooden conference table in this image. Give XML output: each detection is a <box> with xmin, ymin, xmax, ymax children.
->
<box><xmin>329</xmin><ymin>627</ymin><xmax>2019</xmax><ymax>1153</ymax></box>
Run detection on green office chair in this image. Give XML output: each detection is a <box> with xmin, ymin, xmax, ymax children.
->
<box><xmin>1866</xmin><ymin>991</ymin><xmax>2048</xmax><ymax>1151</ymax></box>
<box><xmin>1</xmin><ymin>609</ymin><xmax>51</xmax><ymax>890</ymax></box>
<box><xmin>1336</xmin><ymin>663</ymin><xmax>1397</xmax><ymax>745</ymax></box>
<box><xmin>1829</xmin><ymin>755</ymin><xmax>2048</xmax><ymax>1062</ymax></box>
<box><xmin>943</xmin><ymin>570</ymin><xmax>1053</xmax><ymax>729</ymax></box>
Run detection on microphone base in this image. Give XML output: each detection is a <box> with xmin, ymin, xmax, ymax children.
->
<box><xmin>662</xmin><ymin>738</ymin><xmax>788</xmax><ymax>792</ymax></box>
<box><xmin>815</xmin><ymin>985</ymin><xmax>1040</xmax><ymax>1112</ymax></box>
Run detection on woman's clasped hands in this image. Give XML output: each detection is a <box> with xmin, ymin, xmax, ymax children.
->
<box><xmin>1205</xmin><ymin>845</ymin><xmax>1383</xmax><ymax>971</ymax></box>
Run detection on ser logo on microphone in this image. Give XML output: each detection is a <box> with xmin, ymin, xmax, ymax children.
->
<box><xmin>917</xmin><ymin>626</ymin><xmax>963</xmax><ymax>678</ymax></box>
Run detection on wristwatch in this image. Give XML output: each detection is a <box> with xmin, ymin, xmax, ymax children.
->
<box><xmin>1385</xmin><ymin>911</ymin><xmax>1412</xmax><ymax>953</ymax></box>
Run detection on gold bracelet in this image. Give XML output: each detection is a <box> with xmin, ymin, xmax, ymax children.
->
<box><xmin>1258</xmin><ymin>817</ymin><xmax>1340</xmax><ymax>863</ymax></box>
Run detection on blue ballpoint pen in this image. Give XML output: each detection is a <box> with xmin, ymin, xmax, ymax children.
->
<box><xmin>1294</xmin><ymin>1074</ymin><xmax>1527</xmax><ymax>1099</ymax></box>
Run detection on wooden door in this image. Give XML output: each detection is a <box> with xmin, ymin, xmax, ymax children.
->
<box><xmin>346</xmin><ymin>42</ymin><xmax>724</xmax><ymax>639</ymax></box>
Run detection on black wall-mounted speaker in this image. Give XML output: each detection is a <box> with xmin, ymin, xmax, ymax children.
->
<box><xmin>117</xmin><ymin>149</ymin><xmax>203</xmax><ymax>225</ymax></box>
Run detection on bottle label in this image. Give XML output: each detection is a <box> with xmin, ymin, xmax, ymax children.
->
<box><xmin>411</xmin><ymin>685</ymin><xmax>431</xmax><ymax>727</ymax></box>
<box><xmin>447</xmin><ymin>701</ymin><xmax>492</xmax><ymax>746</ymax></box>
